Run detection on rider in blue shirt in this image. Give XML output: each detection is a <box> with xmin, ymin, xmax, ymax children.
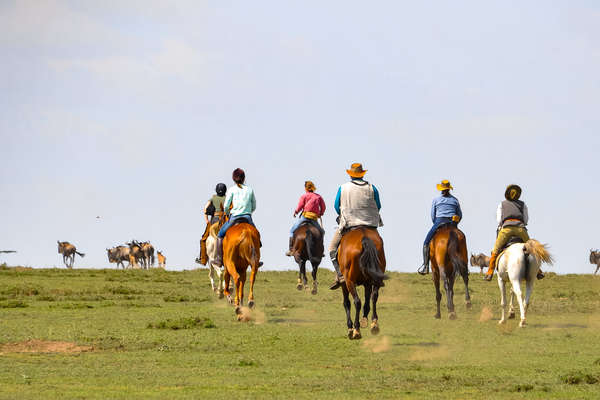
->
<box><xmin>418</xmin><ymin>180</ymin><xmax>462</xmax><ymax>275</ymax></box>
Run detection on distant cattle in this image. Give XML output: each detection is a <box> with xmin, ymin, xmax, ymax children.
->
<box><xmin>590</xmin><ymin>249</ymin><xmax>600</xmax><ymax>275</ymax></box>
<box><xmin>157</xmin><ymin>251</ymin><xmax>166</xmax><ymax>269</ymax></box>
<box><xmin>139</xmin><ymin>241</ymin><xmax>155</xmax><ymax>269</ymax></box>
<box><xmin>57</xmin><ymin>241</ymin><xmax>85</xmax><ymax>269</ymax></box>
<box><xmin>470</xmin><ymin>253</ymin><xmax>490</xmax><ymax>274</ymax></box>
<box><xmin>107</xmin><ymin>246</ymin><xmax>131</xmax><ymax>269</ymax></box>
<box><xmin>127</xmin><ymin>241</ymin><xmax>144</xmax><ymax>269</ymax></box>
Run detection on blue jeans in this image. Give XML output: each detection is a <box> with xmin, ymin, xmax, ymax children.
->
<box><xmin>218</xmin><ymin>214</ymin><xmax>254</xmax><ymax>238</ymax></box>
<box><xmin>290</xmin><ymin>217</ymin><xmax>324</xmax><ymax>237</ymax></box>
<box><xmin>424</xmin><ymin>217</ymin><xmax>455</xmax><ymax>246</ymax></box>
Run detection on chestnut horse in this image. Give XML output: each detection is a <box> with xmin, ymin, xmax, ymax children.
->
<box><xmin>291</xmin><ymin>223</ymin><xmax>324</xmax><ymax>294</ymax></box>
<box><xmin>429</xmin><ymin>225</ymin><xmax>471</xmax><ymax>319</ymax></box>
<box><xmin>338</xmin><ymin>227</ymin><xmax>386</xmax><ymax>340</ymax></box>
<box><xmin>222</xmin><ymin>222</ymin><xmax>261</xmax><ymax>318</ymax></box>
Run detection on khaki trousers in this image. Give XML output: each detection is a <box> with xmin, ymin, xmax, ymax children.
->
<box><xmin>492</xmin><ymin>226</ymin><xmax>530</xmax><ymax>254</ymax></box>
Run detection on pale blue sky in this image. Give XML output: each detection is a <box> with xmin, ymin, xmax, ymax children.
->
<box><xmin>1</xmin><ymin>1</ymin><xmax>599</xmax><ymax>273</ymax></box>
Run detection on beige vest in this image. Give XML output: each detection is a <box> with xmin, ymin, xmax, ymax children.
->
<box><xmin>338</xmin><ymin>181</ymin><xmax>383</xmax><ymax>229</ymax></box>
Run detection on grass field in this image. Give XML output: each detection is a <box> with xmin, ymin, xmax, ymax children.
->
<box><xmin>1</xmin><ymin>265</ymin><xmax>600</xmax><ymax>399</ymax></box>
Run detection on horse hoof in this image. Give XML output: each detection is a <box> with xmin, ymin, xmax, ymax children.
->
<box><xmin>370</xmin><ymin>321</ymin><xmax>380</xmax><ymax>335</ymax></box>
<box><xmin>449</xmin><ymin>312</ymin><xmax>457</xmax><ymax>320</ymax></box>
<box><xmin>434</xmin><ymin>314</ymin><xmax>441</xmax><ymax>319</ymax></box>
<box><xmin>465</xmin><ymin>301</ymin><xmax>472</xmax><ymax>310</ymax></box>
<box><xmin>218</xmin><ymin>291</ymin><xmax>224</xmax><ymax>299</ymax></box>
<box><xmin>519</xmin><ymin>320</ymin><xmax>526</xmax><ymax>328</ymax></box>
<box><xmin>347</xmin><ymin>329</ymin><xmax>354</xmax><ymax>340</ymax></box>
<box><xmin>352</xmin><ymin>329</ymin><xmax>362</xmax><ymax>340</ymax></box>
<box><xmin>360</xmin><ymin>317</ymin><xmax>368</xmax><ymax>328</ymax></box>
<box><xmin>296</xmin><ymin>283</ymin><xmax>303</xmax><ymax>291</ymax></box>
<box><xmin>248</xmin><ymin>300</ymin><xmax>255</xmax><ymax>309</ymax></box>
<box><xmin>508</xmin><ymin>312</ymin><xmax>515</xmax><ymax>319</ymax></box>
<box><xmin>311</xmin><ymin>288</ymin><xmax>317</xmax><ymax>295</ymax></box>
<box><xmin>227</xmin><ymin>296</ymin><xmax>233</xmax><ymax>305</ymax></box>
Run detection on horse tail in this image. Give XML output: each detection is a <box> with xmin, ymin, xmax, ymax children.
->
<box><xmin>304</xmin><ymin>227</ymin><xmax>314</xmax><ymax>262</ymax></box>
<box><xmin>447</xmin><ymin>230</ymin><xmax>467</xmax><ymax>276</ymax></box>
<box><xmin>238</xmin><ymin>229</ymin><xmax>260</xmax><ymax>267</ymax></box>
<box><xmin>359</xmin><ymin>236</ymin><xmax>385</xmax><ymax>286</ymax></box>
<box><xmin>75</xmin><ymin>251</ymin><xmax>85</xmax><ymax>258</ymax></box>
<box><xmin>524</xmin><ymin>239</ymin><xmax>553</xmax><ymax>266</ymax></box>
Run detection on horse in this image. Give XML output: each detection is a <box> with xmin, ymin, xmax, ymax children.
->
<box><xmin>290</xmin><ymin>222</ymin><xmax>324</xmax><ymax>294</ymax></box>
<box><xmin>497</xmin><ymin>240</ymin><xmax>553</xmax><ymax>327</ymax></box>
<box><xmin>589</xmin><ymin>249</ymin><xmax>600</xmax><ymax>275</ymax></box>
<box><xmin>429</xmin><ymin>225</ymin><xmax>471</xmax><ymax>320</ymax></box>
<box><xmin>470</xmin><ymin>253</ymin><xmax>490</xmax><ymax>274</ymax></box>
<box><xmin>222</xmin><ymin>222</ymin><xmax>261</xmax><ymax>319</ymax></box>
<box><xmin>205</xmin><ymin>213</ymin><xmax>228</xmax><ymax>297</ymax></box>
<box><xmin>337</xmin><ymin>227</ymin><xmax>386</xmax><ymax>340</ymax></box>
<box><xmin>157</xmin><ymin>251</ymin><xmax>166</xmax><ymax>269</ymax></box>
<box><xmin>57</xmin><ymin>241</ymin><xmax>85</xmax><ymax>269</ymax></box>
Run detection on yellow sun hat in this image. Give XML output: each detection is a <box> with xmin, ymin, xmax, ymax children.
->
<box><xmin>346</xmin><ymin>163</ymin><xmax>367</xmax><ymax>178</ymax></box>
<box><xmin>505</xmin><ymin>184</ymin><xmax>522</xmax><ymax>201</ymax></box>
<box><xmin>436</xmin><ymin>179</ymin><xmax>453</xmax><ymax>191</ymax></box>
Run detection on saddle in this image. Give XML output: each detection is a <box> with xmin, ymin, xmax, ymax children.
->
<box><xmin>495</xmin><ymin>236</ymin><xmax>525</xmax><ymax>268</ymax></box>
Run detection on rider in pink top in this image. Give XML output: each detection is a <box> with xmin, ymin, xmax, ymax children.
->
<box><xmin>285</xmin><ymin>181</ymin><xmax>326</xmax><ymax>256</ymax></box>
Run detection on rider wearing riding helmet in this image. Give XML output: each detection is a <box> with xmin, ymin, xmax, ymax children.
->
<box><xmin>484</xmin><ymin>184</ymin><xmax>544</xmax><ymax>281</ymax></box>
<box><xmin>285</xmin><ymin>180</ymin><xmax>326</xmax><ymax>257</ymax></box>
<box><xmin>214</xmin><ymin>168</ymin><xmax>260</xmax><ymax>267</ymax></box>
<box><xmin>196</xmin><ymin>183</ymin><xmax>227</xmax><ymax>265</ymax></box>
<box><xmin>418</xmin><ymin>180</ymin><xmax>462</xmax><ymax>275</ymax></box>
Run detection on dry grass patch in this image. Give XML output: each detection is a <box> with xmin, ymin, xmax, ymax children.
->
<box><xmin>0</xmin><ymin>340</ymin><xmax>93</xmax><ymax>354</ymax></box>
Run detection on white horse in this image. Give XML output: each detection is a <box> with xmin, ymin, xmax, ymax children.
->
<box><xmin>496</xmin><ymin>239</ymin><xmax>553</xmax><ymax>327</ymax></box>
<box><xmin>206</xmin><ymin>223</ymin><xmax>226</xmax><ymax>297</ymax></box>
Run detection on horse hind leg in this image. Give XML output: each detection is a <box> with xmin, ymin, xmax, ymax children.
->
<box><xmin>370</xmin><ymin>286</ymin><xmax>380</xmax><ymax>335</ymax></box>
<box><xmin>433</xmin><ymin>269</ymin><xmax>442</xmax><ymax>319</ymax></box>
<box><xmin>508</xmin><ymin>288</ymin><xmax>516</xmax><ymax>319</ymax></box>
<box><xmin>361</xmin><ymin>284</ymin><xmax>372</xmax><ymax>329</ymax></box>
<box><xmin>348</xmin><ymin>282</ymin><xmax>362</xmax><ymax>340</ymax></box>
<box><xmin>498</xmin><ymin>277</ymin><xmax>508</xmax><ymax>324</ymax></box>
<box><xmin>310</xmin><ymin>259</ymin><xmax>319</xmax><ymax>295</ymax></box>
<box><xmin>460</xmin><ymin>264</ymin><xmax>472</xmax><ymax>309</ymax></box>
<box><xmin>209</xmin><ymin>265</ymin><xmax>216</xmax><ymax>292</ymax></box>
<box><xmin>444</xmin><ymin>270</ymin><xmax>456</xmax><ymax>320</ymax></box>
<box><xmin>511</xmin><ymin>279</ymin><xmax>527</xmax><ymax>327</ymax></box>
<box><xmin>297</xmin><ymin>260</ymin><xmax>306</xmax><ymax>291</ymax></box>
<box><xmin>342</xmin><ymin>286</ymin><xmax>353</xmax><ymax>339</ymax></box>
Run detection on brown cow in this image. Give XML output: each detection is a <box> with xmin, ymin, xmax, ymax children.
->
<box><xmin>157</xmin><ymin>251</ymin><xmax>166</xmax><ymax>269</ymax></box>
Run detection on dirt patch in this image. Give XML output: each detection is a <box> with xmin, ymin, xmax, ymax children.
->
<box><xmin>0</xmin><ymin>340</ymin><xmax>93</xmax><ymax>354</ymax></box>
<box><xmin>362</xmin><ymin>336</ymin><xmax>391</xmax><ymax>353</ymax></box>
<box><xmin>479</xmin><ymin>306</ymin><xmax>493</xmax><ymax>322</ymax></box>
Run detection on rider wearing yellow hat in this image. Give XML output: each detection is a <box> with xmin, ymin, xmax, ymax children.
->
<box><xmin>418</xmin><ymin>180</ymin><xmax>462</xmax><ymax>275</ymax></box>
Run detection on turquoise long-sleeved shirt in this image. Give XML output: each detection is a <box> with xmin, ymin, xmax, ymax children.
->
<box><xmin>334</xmin><ymin>178</ymin><xmax>381</xmax><ymax>215</ymax></box>
<box><xmin>224</xmin><ymin>184</ymin><xmax>256</xmax><ymax>216</ymax></box>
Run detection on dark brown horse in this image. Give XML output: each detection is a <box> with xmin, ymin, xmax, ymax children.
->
<box><xmin>429</xmin><ymin>225</ymin><xmax>471</xmax><ymax>319</ymax></box>
<box><xmin>338</xmin><ymin>227</ymin><xmax>386</xmax><ymax>340</ymax></box>
<box><xmin>222</xmin><ymin>223</ymin><xmax>261</xmax><ymax>319</ymax></box>
<box><xmin>291</xmin><ymin>223</ymin><xmax>324</xmax><ymax>294</ymax></box>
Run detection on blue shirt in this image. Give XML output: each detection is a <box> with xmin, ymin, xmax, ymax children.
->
<box><xmin>431</xmin><ymin>194</ymin><xmax>462</xmax><ymax>222</ymax></box>
<box><xmin>334</xmin><ymin>178</ymin><xmax>381</xmax><ymax>215</ymax></box>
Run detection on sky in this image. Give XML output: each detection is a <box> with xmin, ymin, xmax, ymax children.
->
<box><xmin>1</xmin><ymin>1</ymin><xmax>599</xmax><ymax>274</ymax></box>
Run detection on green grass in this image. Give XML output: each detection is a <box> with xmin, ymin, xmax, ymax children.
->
<box><xmin>0</xmin><ymin>266</ymin><xmax>599</xmax><ymax>399</ymax></box>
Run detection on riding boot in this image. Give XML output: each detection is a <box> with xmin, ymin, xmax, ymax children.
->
<box><xmin>417</xmin><ymin>244</ymin><xmax>430</xmax><ymax>275</ymax></box>
<box><xmin>536</xmin><ymin>268</ymin><xmax>545</xmax><ymax>280</ymax></box>
<box><xmin>214</xmin><ymin>237</ymin><xmax>224</xmax><ymax>267</ymax></box>
<box><xmin>329</xmin><ymin>250</ymin><xmax>345</xmax><ymax>290</ymax></box>
<box><xmin>484</xmin><ymin>252</ymin><xmax>498</xmax><ymax>281</ymax></box>
<box><xmin>285</xmin><ymin>237</ymin><xmax>294</xmax><ymax>257</ymax></box>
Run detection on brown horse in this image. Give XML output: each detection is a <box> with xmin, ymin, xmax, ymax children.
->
<box><xmin>222</xmin><ymin>223</ymin><xmax>261</xmax><ymax>318</ymax></box>
<box><xmin>338</xmin><ymin>227</ymin><xmax>386</xmax><ymax>340</ymax></box>
<box><xmin>429</xmin><ymin>225</ymin><xmax>471</xmax><ymax>319</ymax></box>
<box><xmin>291</xmin><ymin>223</ymin><xmax>324</xmax><ymax>294</ymax></box>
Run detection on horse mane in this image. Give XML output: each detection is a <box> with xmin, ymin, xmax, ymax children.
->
<box><xmin>524</xmin><ymin>239</ymin><xmax>553</xmax><ymax>265</ymax></box>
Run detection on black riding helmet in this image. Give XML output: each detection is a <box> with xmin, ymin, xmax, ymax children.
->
<box><xmin>215</xmin><ymin>183</ymin><xmax>227</xmax><ymax>196</ymax></box>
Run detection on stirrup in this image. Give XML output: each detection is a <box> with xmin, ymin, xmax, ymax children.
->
<box><xmin>536</xmin><ymin>271</ymin><xmax>545</xmax><ymax>280</ymax></box>
<box><xmin>285</xmin><ymin>250</ymin><xmax>293</xmax><ymax>257</ymax></box>
<box><xmin>417</xmin><ymin>265</ymin><xmax>428</xmax><ymax>276</ymax></box>
<box><xmin>329</xmin><ymin>275</ymin><xmax>345</xmax><ymax>290</ymax></box>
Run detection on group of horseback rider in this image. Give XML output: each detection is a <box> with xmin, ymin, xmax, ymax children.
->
<box><xmin>197</xmin><ymin>163</ymin><xmax>542</xmax><ymax>285</ymax></box>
